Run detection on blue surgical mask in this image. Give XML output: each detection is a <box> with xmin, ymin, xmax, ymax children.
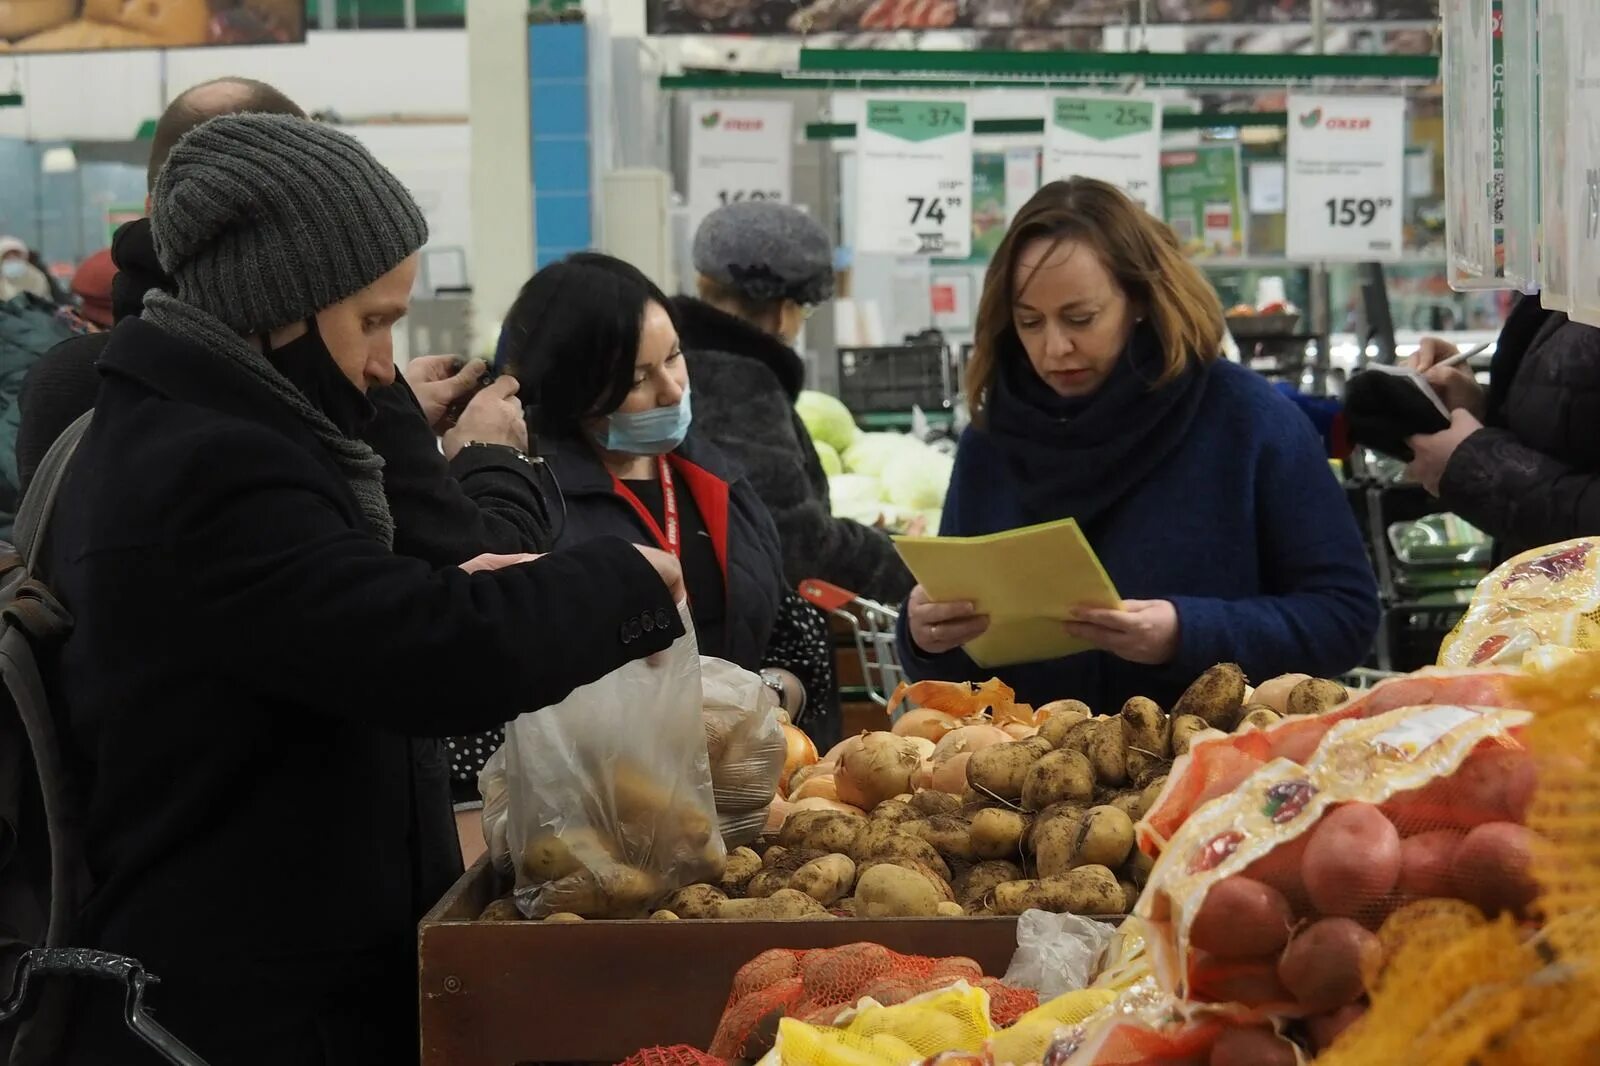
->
<box><xmin>1</xmin><ymin>259</ymin><xmax>27</xmax><ymax>281</ymax></box>
<box><xmin>591</xmin><ymin>383</ymin><xmax>692</xmax><ymax>455</ymax></box>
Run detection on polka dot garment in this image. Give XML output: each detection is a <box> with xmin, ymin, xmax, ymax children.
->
<box><xmin>763</xmin><ymin>590</ymin><xmax>840</xmax><ymax>750</ymax></box>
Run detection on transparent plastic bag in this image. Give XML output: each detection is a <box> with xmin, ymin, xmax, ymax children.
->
<box><xmin>478</xmin><ymin>746</ymin><xmax>511</xmax><ymax>875</ymax></box>
<box><xmin>1439</xmin><ymin>538</ymin><xmax>1600</xmax><ymax>669</ymax></box>
<box><xmin>1003</xmin><ymin>912</ymin><xmax>1119</xmax><ymax>1001</ymax></box>
<box><xmin>502</xmin><ymin>600</ymin><xmax>725</xmax><ymax>918</ymax></box>
<box><xmin>703</xmin><ymin>657</ymin><xmax>785</xmax><ymax>848</ymax></box>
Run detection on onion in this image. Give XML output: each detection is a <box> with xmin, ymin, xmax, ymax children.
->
<box><xmin>932</xmin><ymin>724</ymin><xmax>1011</xmax><ymax>763</ymax></box>
<box><xmin>903</xmin><ymin>736</ymin><xmax>936</xmax><ymax>761</ymax></box>
<box><xmin>819</xmin><ymin>734</ymin><xmax>864</xmax><ymax>767</ymax></box>
<box><xmin>1002</xmin><ymin>723</ymin><xmax>1038</xmax><ymax>739</ymax></box>
<box><xmin>913</xmin><ymin>759</ymin><xmax>935</xmax><ymax>790</ymax></box>
<box><xmin>765</xmin><ymin>796</ymin><xmax>792</xmax><ymax>834</ymax></box>
<box><xmin>835</xmin><ymin>732</ymin><xmax>924</xmax><ymax>810</ymax></box>
<box><xmin>788</xmin><ymin>797</ymin><xmax>866</xmax><ymax>817</ymax></box>
<box><xmin>931</xmin><ymin>751</ymin><xmax>973</xmax><ymax>793</ymax></box>
<box><xmin>790</xmin><ymin>773</ymin><xmax>839</xmax><ymax>802</ymax></box>
<box><xmin>780</xmin><ymin>723</ymin><xmax>819</xmax><ymax>791</ymax></box>
<box><xmin>891</xmin><ymin>708</ymin><xmax>962</xmax><ymax>743</ymax></box>
<box><xmin>785</xmin><ymin>761</ymin><xmax>829</xmax><ymax>799</ymax></box>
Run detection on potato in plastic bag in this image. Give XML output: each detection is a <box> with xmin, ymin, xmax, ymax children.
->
<box><xmin>703</xmin><ymin>656</ymin><xmax>786</xmax><ymax>848</ymax></box>
<box><xmin>504</xmin><ymin>601</ymin><xmax>725</xmax><ymax>918</ymax></box>
<box><xmin>478</xmin><ymin>746</ymin><xmax>511</xmax><ymax>875</ymax></box>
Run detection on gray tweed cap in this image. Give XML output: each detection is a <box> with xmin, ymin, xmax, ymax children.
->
<box><xmin>150</xmin><ymin>112</ymin><xmax>428</xmax><ymax>336</ymax></box>
<box><xmin>693</xmin><ymin>201</ymin><xmax>835</xmax><ymax>306</ymax></box>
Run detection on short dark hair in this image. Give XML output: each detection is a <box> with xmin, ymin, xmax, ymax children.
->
<box><xmin>147</xmin><ymin>78</ymin><xmax>305</xmax><ymax>192</ymax></box>
<box><xmin>502</xmin><ymin>253</ymin><xmax>676</xmax><ymax>436</ymax></box>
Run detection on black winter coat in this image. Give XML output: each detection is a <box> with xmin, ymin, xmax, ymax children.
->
<box><xmin>675</xmin><ymin>297</ymin><xmax>913</xmax><ymax>604</ymax></box>
<box><xmin>46</xmin><ymin>317</ymin><xmax>682</xmax><ymax>1065</ymax></box>
<box><xmin>543</xmin><ymin>427</ymin><xmax>784</xmax><ymax>670</ymax></box>
<box><xmin>1441</xmin><ymin>296</ymin><xmax>1600</xmax><ymax>561</ymax></box>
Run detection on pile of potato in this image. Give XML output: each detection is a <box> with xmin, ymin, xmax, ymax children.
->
<box><xmin>478</xmin><ymin>665</ymin><xmax>1352</xmax><ymax>923</ymax></box>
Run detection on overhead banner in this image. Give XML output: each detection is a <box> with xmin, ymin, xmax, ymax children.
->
<box><xmin>1285</xmin><ymin>93</ymin><xmax>1407</xmax><ymax>261</ymax></box>
<box><xmin>1565</xmin><ymin>0</ymin><xmax>1600</xmax><ymax>327</ymax></box>
<box><xmin>1043</xmin><ymin>95</ymin><xmax>1163</xmax><ymax>214</ymax></box>
<box><xmin>687</xmin><ymin>100</ymin><xmax>794</xmax><ymax>235</ymax></box>
<box><xmin>856</xmin><ymin>99</ymin><xmax>974</xmax><ymax>259</ymax></box>
<box><xmin>0</xmin><ymin>1</ymin><xmax>302</xmax><ymax>54</ymax></box>
<box><xmin>648</xmin><ymin>0</ymin><xmax>1439</xmax><ymax>36</ymax></box>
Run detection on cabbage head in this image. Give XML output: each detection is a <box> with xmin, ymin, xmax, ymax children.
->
<box><xmin>795</xmin><ymin>391</ymin><xmax>859</xmax><ymax>453</ymax></box>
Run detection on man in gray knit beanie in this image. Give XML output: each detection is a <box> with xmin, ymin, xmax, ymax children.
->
<box><xmin>142</xmin><ymin>112</ymin><xmax>433</xmax><ymax>545</ymax></box>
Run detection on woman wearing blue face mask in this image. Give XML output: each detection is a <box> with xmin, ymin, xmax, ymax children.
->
<box><xmin>502</xmin><ymin>253</ymin><xmax>786</xmax><ymax>669</ymax></box>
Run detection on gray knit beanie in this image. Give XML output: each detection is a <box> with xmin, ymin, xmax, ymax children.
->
<box><xmin>694</xmin><ymin>201</ymin><xmax>835</xmax><ymax>307</ymax></box>
<box><xmin>150</xmin><ymin>112</ymin><xmax>429</xmax><ymax>336</ymax></box>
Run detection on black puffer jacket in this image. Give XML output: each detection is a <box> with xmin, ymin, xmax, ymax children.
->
<box><xmin>1440</xmin><ymin>295</ymin><xmax>1600</xmax><ymax>561</ymax></box>
<box><xmin>675</xmin><ymin>297</ymin><xmax>913</xmax><ymax>603</ymax></box>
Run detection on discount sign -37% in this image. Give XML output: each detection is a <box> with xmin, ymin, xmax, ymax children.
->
<box><xmin>857</xmin><ymin>99</ymin><xmax>974</xmax><ymax>259</ymax></box>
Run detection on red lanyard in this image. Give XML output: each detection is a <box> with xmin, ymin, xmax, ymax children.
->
<box><xmin>611</xmin><ymin>456</ymin><xmax>681</xmax><ymax>557</ymax></box>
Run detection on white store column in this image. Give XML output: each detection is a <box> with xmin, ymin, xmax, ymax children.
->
<box><xmin>466</xmin><ymin>0</ymin><xmax>535</xmax><ymax>356</ymax></box>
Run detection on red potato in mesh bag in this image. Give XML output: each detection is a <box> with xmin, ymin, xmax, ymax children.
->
<box><xmin>1396</xmin><ymin>828</ymin><xmax>1466</xmax><ymax>898</ymax></box>
<box><xmin>1302</xmin><ymin>803</ymin><xmax>1401</xmax><ymax>921</ymax></box>
<box><xmin>1307</xmin><ymin>1003</ymin><xmax>1368</xmax><ymax>1052</ymax></box>
<box><xmin>1451</xmin><ymin>821</ymin><xmax>1541</xmax><ymax>917</ymax></box>
<box><xmin>1382</xmin><ymin>740</ymin><xmax>1536</xmax><ymax>832</ymax></box>
<box><xmin>1208</xmin><ymin>1026</ymin><xmax>1298</xmax><ymax>1066</ymax></box>
<box><xmin>1189</xmin><ymin>876</ymin><xmax>1294</xmax><ymax>960</ymax></box>
<box><xmin>1277</xmin><ymin>917</ymin><xmax>1378</xmax><ymax>1014</ymax></box>
<box><xmin>1188</xmin><ymin>956</ymin><xmax>1293</xmax><ymax>1009</ymax></box>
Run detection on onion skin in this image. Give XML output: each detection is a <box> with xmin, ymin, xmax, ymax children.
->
<box><xmin>932</xmin><ymin>724</ymin><xmax>1011</xmax><ymax>763</ymax></box>
<box><xmin>780</xmin><ymin>723</ymin><xmax>819</xmax><ymax>791</ymax></box>
<box><xmin>790</xmin><ymin>774</ymin><xmax>839</xmax><ymax>802</ymax></box>
<box><xmin>784</xmin><ymin>761</ymin><xmax>830</xmax><ymax>800</ymax></box>
<box><xmin>1001</xmin><ymin>723</ymin><xmax>1038</xmax><ymax>739</ymax></box>
<box><xmin>892</xmin><ymin>708</ymin><xmax>962</xmax><ymax>742</ymax></box>
<box><xmin>931</xmin><ymin>752</ymin><xmax>973</xmax><ymax>793</ymax></box>
<box><xmin>765</xmin><ymin>797</ymin><xmax>792</xmax><ymax>834</ymax></box>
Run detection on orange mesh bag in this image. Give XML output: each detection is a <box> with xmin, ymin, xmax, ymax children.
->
<box><xmin>619</xmin><ymin>1047</ymin><xmax>728</xmax><ymax>1066</ymax></box>
<box><xmin>1311</xmin><ymin>652</ymin><xmax>1600</xmax><ymax>1066</ymax></box>
<box><xmin>1439</xmin><ymin>538</ymin><xmax>1600</xmax><ymax>669</ymax></box>
<box><xmin>1138</xmin><ymin>702</ymin><xmax>1539</xmax><ymax>1027</ymax></box>
<box><xmin>1138</xmin><ymin>668</ymin><xmax>1523</xmax><ymax>856</ymax></box>
<box><xmin>709</xmin><ymin>945</ymin><xmax>1038</xmax><ymax>1060</ymax></box>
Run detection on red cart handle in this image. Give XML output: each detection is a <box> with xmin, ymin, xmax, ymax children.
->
<box><xmin>797</xmin><ymin>578</ymin><xmax>860</xmax><ymax>613</ymax></box>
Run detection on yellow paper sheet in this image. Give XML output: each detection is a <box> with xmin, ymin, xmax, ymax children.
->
<box><xmin>893</xmin><ymin>518</ymin><xmax>1122</xmax><ymax>668</ymax></box>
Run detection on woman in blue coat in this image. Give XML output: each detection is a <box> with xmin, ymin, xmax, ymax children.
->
<box><xmin>502</xmin><ymin>253</ymin><xmax>786</xmax><ymax>669</ymax></box>
<box><xmin>899</xmin><ymin>179</ymin><xmax>1379</xmax><ymax>712</ymax></box>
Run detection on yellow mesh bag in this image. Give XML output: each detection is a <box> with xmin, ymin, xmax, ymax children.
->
<box><xmin>1312</xmin><ymin>651</ymin><xmax>1600</xmax><ymax>1065</ymax></box>
<box><xmin>766</xmin><ymin>1017</ymin><xmax>923</xmax><ymax>1066</ymax></box>
<box><xmin>988</xmin><ymin>989</ymin><xmax>1118</xmax><ymax>1066</ymax></box>
<box><xmin>837</xmin><ymin>985</ymin><xmax>994</xmax><ymax>1057</ymax></box>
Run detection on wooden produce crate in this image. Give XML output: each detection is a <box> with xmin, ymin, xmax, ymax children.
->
<box><xmin>419</xmin><ymin>860</ymin><xmax>1021</xmax><ymax>1066</ymax></box>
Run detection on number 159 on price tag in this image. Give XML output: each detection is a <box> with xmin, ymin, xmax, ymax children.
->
<box><xmin>857</xmin><ymin>100</ymin><xmax>974</xmax><ymax>259</ymax></box>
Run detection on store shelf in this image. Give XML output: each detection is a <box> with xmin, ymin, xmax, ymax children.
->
<box><xmin>801</xmin><ymin>112</ymin><xmax>1290</xmax><ymax>142</ymax></box>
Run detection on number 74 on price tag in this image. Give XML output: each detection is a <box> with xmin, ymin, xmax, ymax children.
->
<box><xmin>857</xmin><ymin>99</ymin><xmax>975</xmax><ymax>259</ymax></box>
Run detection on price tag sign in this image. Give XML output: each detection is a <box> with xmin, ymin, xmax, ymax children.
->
<box><xmin>1043</xmin><ymin>95</ymin><xmax>1163</xmax><ymax>213</ymax></box>
<box><xmin>687</xmin><ymin>101</ymin><xmax>793</xmax><ymax>235</ymax></box>
<box><xmin>1286</xmin><ymin>94</ymin><xmax>1407</xmax><ymax>261</ymax></box>
<box><xmin>856</xmin><ymin>99</ymin><xmax>973</xmax><ymax>259</ymax></box>
<box><xmin>1565</xmin><ymin>0</ymin><xmax>1600</xmax><ymax>326</ymax></box>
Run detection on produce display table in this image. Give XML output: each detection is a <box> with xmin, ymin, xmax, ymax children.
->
<box><xmin>418</xmin><ymin>860</ymin><xmax>1020</xmax><ymax>1066</ymax></box>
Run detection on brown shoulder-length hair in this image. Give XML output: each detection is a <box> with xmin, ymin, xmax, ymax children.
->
<box><xmin>965</xmin><ymin>177</ymin><xmax>1225</xmax><ymax>426</ymax></box>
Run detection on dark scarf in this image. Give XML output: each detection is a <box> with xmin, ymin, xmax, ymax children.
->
<box><xmin>983</xmin><ymin>323</ymin><xmax>1210</xmax><ymax>527</ymax></box>
<box><xmin>141</xmin><ymin>291</ymin><xmax>395</xmax><ymax>547</ymax></box>
<box><xmin>670</xmin><ymin>296</ymin><xmax>806</xmax><ymax>399</ymax></box>
<box><xmin>109</xmin><ymin>217</ymin><xmax>168</xmax><ymax>323</ymax></box>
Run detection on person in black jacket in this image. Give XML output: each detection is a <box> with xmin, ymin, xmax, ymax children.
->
<box><xmin>503</xmin><ymin>252</ymin><xmax>786</xmax><ymax>671</ymax></box>
<box><xmin>47</xmin><ymin>113</ymin><xmax>687</xmax><ymax>1066</ymax></box>
<box><xmin>1408</xmin><ymin>294</ymin><xmax>1600</xmax><ymax>561</ymax></box>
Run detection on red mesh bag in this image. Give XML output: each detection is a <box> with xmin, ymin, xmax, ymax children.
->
<box><xmin>1136</xmin><ymin>701</ymin><xmax>1539</xmax><ymax>1031</ymax></box>
<box><xmin>618</xmin><ymin>1047</ymin><xmax>728</xmax><ymax>1066</ymax></box>
<box><xmin>708</xmin><ymin>944</ymin><xmax>1038</xmax><ymax>1059</ymax></box>
<box><xmin>1139</xmin><ymin>668</ymin><xmax>1523</xmax><ymax>856</ymax></box>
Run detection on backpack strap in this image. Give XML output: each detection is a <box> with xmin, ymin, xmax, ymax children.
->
<box><xmin>15</xmin><ymin>413</ymin><xmax>92</xmax><ymax>573</ymax></box>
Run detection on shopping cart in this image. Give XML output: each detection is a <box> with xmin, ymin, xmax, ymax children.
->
<box><xmin>798</xmin><ymin>578</ymin><xmax>905</xmax><ymax>710</ymax></box>
<box><xmin>0</xmin><ymin>948</ymin><xmax>209</xmax><ymax>1064</ymax></box>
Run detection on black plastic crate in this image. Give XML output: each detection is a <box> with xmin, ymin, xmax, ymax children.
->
<box><xmin>1382</xmin><ymin>603</ymin><xmax>1468</xmax><ymax>673</ymax></box>
<box><xmin>837</xmin><ymin>344</ymin><xmax>957</xmax><ymax>415</ymax></box>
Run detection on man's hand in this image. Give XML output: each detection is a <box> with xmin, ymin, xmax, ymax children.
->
<box><xmin>459</xmin><ymin>552</ymin><xmax>542</xmax><ymax>574</ymax></box>
<box><xmin>1063</xmin><ymin>600</ymin><xmax>1180</xmax><ymax>666</ymax></box>
<box><xmin>443</xmin><ymin>377</ymin><xmax>529</xmax><ymax>461</ymax></box>
<box><xmin>1410</xmin><ymin>336</ymin><xmax>1486</xmax><ymax>420</ymax></box>
<box><xmin>635</xmin><ymin>545</ymin><xmax>687</xmax><ymax>605</ymax></box>
<box><xmin>1406</xmin><ymin>408</ymin><xmax>1483</xmax><ymax>496</ymax></box>
<box><xmin>406</xmin><ymin>355</ymin><xmax>485</xmax><ymax>432</ymax></box>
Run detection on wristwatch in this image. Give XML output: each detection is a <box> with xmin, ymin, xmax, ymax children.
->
<box><xmin>759</xmin><ymin>670</ymin><xmax>787</xmax><ymax>702</ymax></box>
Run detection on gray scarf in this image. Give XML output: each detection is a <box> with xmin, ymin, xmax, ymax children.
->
<box><xmin>142</xmin><ymin>291</ymin><xmax>396</xmax><ymax>548</ymax></box>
